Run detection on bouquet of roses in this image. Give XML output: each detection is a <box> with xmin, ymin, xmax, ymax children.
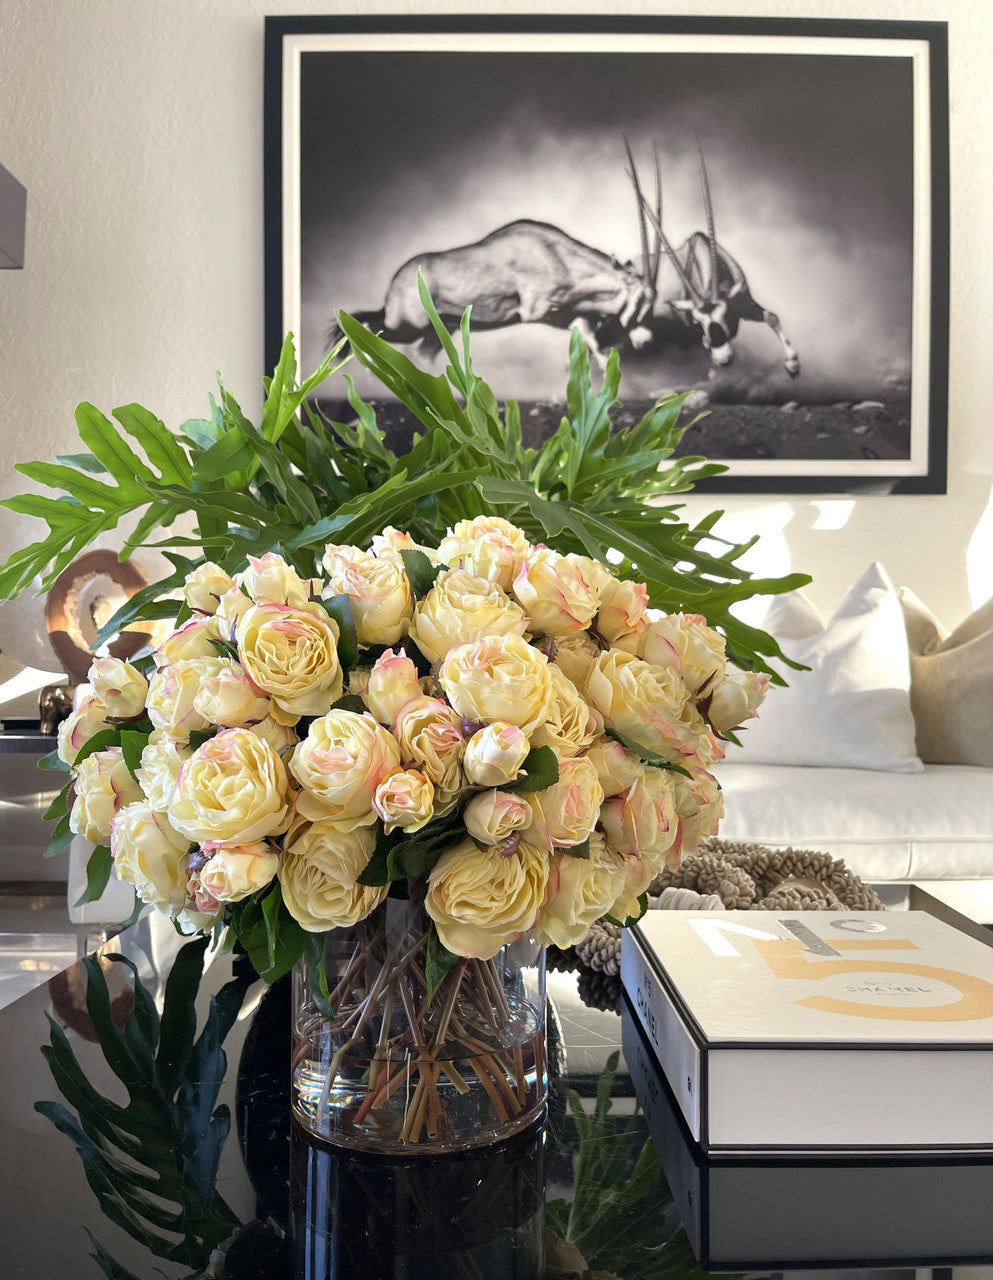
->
<box><xmin>57</xmin><ymin>516</ymin><xmax>766</xmax><ymax>968</ymax></box>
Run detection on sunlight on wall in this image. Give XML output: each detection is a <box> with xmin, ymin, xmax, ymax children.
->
<box><xmin>966</xmin><ymin>482</ymin><xmax>993</xmax><ymax>609</ymax></box>
<box><xmin>811</xmin><ymin>499</ymin><xmax>855</xmax><ymax>532</ymax></box>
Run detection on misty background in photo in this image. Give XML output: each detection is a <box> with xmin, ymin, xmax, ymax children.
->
<box><xmin>296</xmin><ymin>47</ymin><xmax>914</xmax><ymax>452</ymax></box>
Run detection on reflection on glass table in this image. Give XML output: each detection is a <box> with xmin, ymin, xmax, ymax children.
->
<box><xmin>0</xmin><ymin>917</ymin><xmax>990</xmax><ymax>1279</ymax></box>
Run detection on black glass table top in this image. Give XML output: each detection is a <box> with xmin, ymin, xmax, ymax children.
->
<box><xmin>0</xmin><ymin>913</ymin><xmax>990</xmax><ymax>1280</ymax></box>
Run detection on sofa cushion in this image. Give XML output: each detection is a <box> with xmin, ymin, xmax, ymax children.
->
<box><xmin>713</xmin><ymin>761</ymin><xmax>993</xmax><ymax>882</ymax></box>
<box><xmin>735</xmin><ymin>563</ymin><xmax>922</xmax><ymax>773</ymax></box>
<box><xmin>899</xmin><ymin>588</ymin><xmax>993</xmax><ymax>767</ymax></box>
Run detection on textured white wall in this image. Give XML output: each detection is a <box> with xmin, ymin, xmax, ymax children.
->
<box><xmin>1</xmin><ymin>0</ymin><xmax>990</xmax><ymax>703</ymax></box>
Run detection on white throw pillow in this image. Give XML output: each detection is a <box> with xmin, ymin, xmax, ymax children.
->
<box><xmin>734</xmin><ymin>563</ymin><xmax>922</xmax><ymax>772</ymax></box>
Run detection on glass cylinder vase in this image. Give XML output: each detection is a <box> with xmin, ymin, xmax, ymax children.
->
<box><xmin>291</xmin><ymin>897</ymin><xmax>547</xmax><ymax>1154</ymax></box>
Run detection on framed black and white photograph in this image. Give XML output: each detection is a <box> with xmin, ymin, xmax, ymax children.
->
<box><xmin>264</xmin><ymin>16</ymin><xmax>949</xmax><ymax>494</ymax></box>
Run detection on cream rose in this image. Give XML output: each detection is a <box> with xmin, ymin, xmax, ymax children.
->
<box><xmin>136</xmin><ymin>734</ymin><xmax>192</xmax><ymax>812</ymax></box>
<box><xmin>146</xmin><ymin>657</ymin><xmax>227</xmax><ymax>740</ymax></box>
<box><xmin>184</xmin><ymin>561</ymin><xmax>235</xmax><ymax>614</ymax></box>
<box><xmin>247</xmin><ymin>716</ymin><xmax>300</xmax><ymax>754</ymax></box>
<box><xmin>57</xmin><ymin>695</ymin><xmax>111</xmax><ymax>766</ymax></box>
<box><xmin>88</xmin><ymin>657</ymin><xmax>149</xmax><ymax>720</ymax></box>
<box><xmin>583</xmin><ymin>736</ymin><xmax>644</xmax><ymax>798</ymax></box>
<box><xmin>536</xmin><ymin>832</ymin><xmax>631</xmax><ymax>949</ymax></box>
<box><xmin>373</xmin><ymin>768</ymin><xmax>435</xmax><ymax>833</ymax></box>
<box><xmin>526</xmin><ymin>756</ymin><xmax>604</xmax><ymax>849</ymax></box>
<box><xmin>236</xmin><ymin>602</ymin><xmax>343</xmax><ymax>724</ymax></box>
<box><xmin>530</xmin><ymin>666</ymin><xmax>600</xmax><ymax>759</ymax></box>
<box><xmin>672</xmin><ymin>767</ymin><xmax>724</xmax><ymax>859</ymax></box>
<box><xmin>407</xmin><ymin>570</ymin><xmax>528</xmax><ymax>664</ymax></box>
<box><xmin>512</xmin><ymin>548</ymin><xmax>599</xmax><ymax>636</ymax></box>
<box><xmin>237</xmin><ymin>552</ymin><xmax>315</xmax><ymax>608</ymax></box>
<box><xmin>436</xmin><ymin>516</ymin><xmax>531</xmax><ymax>592</ymax></box>
<box><xmin>290</xmin><ymin>709</ymin><xmax>401</xmax><ymax>826</ymax></box>
<box><xmin>192</xmin><ymin>659</ymin><xmax>270</xmax><ymax>728</ymax></box>
<box><xmin>584</xmin><ymin>648</ymin><xmax>711</xmax><ymax>764</ymax></box>
<box><xmin>639</xmin><ymin>613</ymin><xmax>727</xmax><ymax>696</ymax></box>
<box><xmin>368</xmin><ymin>526</ymin><xmax>425</xmax><ymax>568</ymax></box>
<box><xmin>438</xmin><ymin>634</ymin><xmax>553</xmax><ymax>735</ymax></box>
<box><xmin>552</xmin><ymin>631</ymin><xmax>602</xmax><ymax>688</ymax></box>
<box><xmin>279</xmin><ymin>820</ymin><xmax>386</xmax><ymax>931</ymax></box>
<box><xmin>111</xmin><ymin>802</ymin><xmax>191</xmax><ymax>917</ymax></box>
<box><xmin>198</xmin><ymin>840</ymin><xmax>280</xmax><ymax>903</ymax></box>
<box><xmin>168</xmin><ymin>727</ymin><xmax>291</xmax><ymax>844</ymax></box>
<box><xmin>462</xmin><ymin>722</ymin><xmax>529</xmax><ymax>788</ymax></box>
<box><xmin>463</xmin><ymin>790</ymin><xmax>531</xmax><ymax>846</ymax></box>
<box><xmin>153</xmin><ymin>615</ymin><xmax>223</xmax><ymax>667</ymax></box>
<box><xmin>598</xmin><ymin>767</ymin><xmax>677</xmax><ymax>862</ymax></box>
<box><xmin>707</xmin><ymin>670</ymin><xmax>770</xmax><ymax>734</ymax></box>
<box><xmin>70</xmin><ymin>747</ymin><xmax>143</xmax><ymax>844</ymax></box>
<box><xmin>363</xmin><ymin>649</ymin><xmax>423</xmax><ymax>725</ymax></box>
<box><xmin>596</xmin><ymin>576</ymin><xmax>649</xmax><ymax>648</ymax></box>
<box><xmin>425</xmin><ymin>836</ymin><xmax>549</xmax><ymax>960</ymax></box>
<box><xmin>324</xmin><ymin>554</ymin><xmax>413</xmax><ymax>646</ymax></box>
<box><xmin>394</xmin><ymin>696</ymin><xmax>465</xmax><ymax>813</ymax></box>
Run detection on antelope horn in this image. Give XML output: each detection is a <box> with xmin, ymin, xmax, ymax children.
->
<box><xmin>623</xmin><ymin>136</ymin><xmax>654</xmax><ymax>303</ymax></box>
<box><xmin>650</xmin><ymin>141</ymin><xmax>664</xmax><ymax>292</ymax></box>
<box><xmin>697</xmin><ymin>143</ymin><xmax>720</xmax><ymax>304</ymax></box>
<box><xmin>639</xmin><ymin>194</ymin><xmax>704</xmax><ymax>308</ymax></box>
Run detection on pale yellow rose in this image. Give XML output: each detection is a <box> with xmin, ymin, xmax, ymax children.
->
<box><xmin>236</xmin><ymin>552</ymin><xmax>315</xmax><ymax>608</ymax></box>
<box><xmin>324</xmin><ymin>555</ymin><xmax>413</xmax><ymax>646</ymax></box>
<box><xmin>639</xmin><ymin>613</ymin><xmax>727</xmax><ymax>696</ymax></box>
<box><xmin>363</xmin><ymin>649</ymin><xmax>423</xmax><ymax>725</ymax></box>
<box><xmin>321</xmin><ymin>543</ymin><xmax>373</xmax><ymax>572</ymax></box>
<box><xmin>57</xmin><ymin>695</ymin><xmax>111</xmax><ymax>766</ymax></box>
<box><xmin>462</xmin><ymin>722</ymin><xmax>529</xmax><ymax>788</ymax></box>
<box><xmin>214</xmin><ymin>587</ymin><xmax>254</xmax><ymax>630</ymax></box>
<box><xmin>279</xmin><ymin>820</ymin><xmax>386</xmax><ymax>931</ymax></box>
<box><xmin>553</xmin><ymin>631</ymin><xmax>602</xmax><ymax>688</ymax></box>
<box><xmin>348</xmin><ymin>665</ymin><xmax>373</xmax><ymax>698</ymax></box>
<box><xmin>526</xmin><ymin>756</ymin><xmax>604</xmax><ymax>850</ymax></box>
<box><xmin>512</xmin><ymin>548</ymin><xmax>599</xmax><ymax>636</ymax></box>
<box><xmin>136</xmin><ymin>734</ymin><xmax>192</xmax><ymax>811</ymax></box>
<box><xmin>583</xmin><ymin>736</ymin><xmax>644</xmax><ymax>798</ymax></box>
<box><xmin>247</xmin><ymin>716</ymin><xmax>300</xmax><ymax>754</ymax></box>
<box><xmin>198</xmin><ymin>840</ymin><xmax>280</xmax><ymax>902</ymax></box>
<box><xmin>368</xmin><ymin>526</ymin><xmax>429</xmax><ymax>568</ymax></box>
<box><xmin>168</xmin><ymin>727</ymin><xmax>291</xmax><ymax>844</ymax></box>
<box><xmin>564</xmin><ymin>552</ymin><xmax>614</xmax><ymax>595</ymax></box>
<box><xmin>153</xmin><ymin>615</ymin><xmax>223</xmax><ymax>667</ymax></box>
<box><xmin>438</xmin><ymin>634</ymin><xmax>553</xmax><ymax>735</ymax></box>
<box><xmin>530</xmin><ymin>666</ymin><xmax>600</xmax><ymax>759</ymax></box>
<box><xmin>236</xmin><ymin>602</ymin><xmax>343</xmax><ymax>724</ymax></box>
<box><xmin>584</xmin><ymin>648</ymin><xmax>712</xmax><ymax>764</ymax></box>
<box><xmin>290</xmin><ymin>709</ymin><xmax>401</xmax><ymax>826</ymax></box>
<box><xmin>184</xmin><ymin>561</ymin><xmax>235</xmax><ymax>615</ymax></box>
<box><xmin>88</xmin><ymin>657</ymin><xmax>149</xmax><ymax>720</ymax></box>
<box><xmin>596</xmin><ymin>576</ymin><xmax>649</xmax><ymax>647</ymax></box>
<box><xmin>425</xmin><ymin>836</ymin><xmax>549</xmax><ymax>960</ymax></box>
<box><xmin>605</xmin><ymin>847</ymin><xmax>657</xmax><ymax>925</ymax></box>
<box><xmin>408</xmin><ymin>569</ymin><xmax>528</xmax><ymax>664</ymax></box>
<box><xmin>192</xmin><ymin>659</ymin><xmax>270</xmax><ymax>728</ymax></box>
<box><xmin>111</xmin><ymin>801</ymin><xmax>191</xmax><ymax>918</ymax></box>
<box><xmin>394</xmin><ymin>696</ymin><xmax>465</xmax><ymax>814</ymax></box>
<box><xmin>146</xmin><ymin>657</ymin><xmax>227</xmax><ymax>740</ymax></box>
<box><xmin>598</xmin><ymin>767</ymin><xmax>677</xmax><ymax>863</ymax></box>
<box><xmin>70</xmin><ymin>747</ymin><xmax>143</xmax><ymax>844</ymax></box>
<box><xmin>672</xmin><ymin>767</ymin><xmax>724</xmax><ymax>859</ymax></box>
<box><xmin>536</xmin><ymin>832</ymin><xmax>631</xmax><ymax>948</ymax></box>
<box><xmin>463</xmin><ymin>790</ymin><xmax>531</xmax><ymax>846</ymax></box>
<box><xmin>707</xmin><ymin>670</ymin><xmax>770</xmax><ymax>734</ymax></box>
<box><xmin>436</xmin><ymin>516</ymin><xmax>531</xmax><ymax>592</ymax></box>
<box><xmin>373</xmin><ymin>768</ymin><xmax>435</xmax><ymax>833</ymax></box>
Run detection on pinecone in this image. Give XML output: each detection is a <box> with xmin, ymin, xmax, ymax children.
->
<box><xmin>574</xmin><ymin>920</ymin><xmax>622</xmax><ymax>974</ymax></box>
<box><xmin>577</xmin><ymin>968</ymin><xmax>622</xmax><ymax>1013</ymax></box>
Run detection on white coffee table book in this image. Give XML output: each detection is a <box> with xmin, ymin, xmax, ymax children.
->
<box><xmin>620</xmin><ymin>909</ymin><xmax>993</xmax><ymax>1150</ymax></box>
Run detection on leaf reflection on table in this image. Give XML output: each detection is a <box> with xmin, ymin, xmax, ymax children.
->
<box><xmin>35</xmin><ymin>938</ymin><xmax>725</xmax><ymax>1280</ymax></box>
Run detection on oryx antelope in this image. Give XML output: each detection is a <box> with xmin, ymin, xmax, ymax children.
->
<box><xmin>334</xmin><ymin>219</ymin><xmax>655</xmax><ymax>370</ymax></box>
<box><xmin>625</xmin><ymin>139</ymin><xmax>800</xmax><ymax>379</ymax></box>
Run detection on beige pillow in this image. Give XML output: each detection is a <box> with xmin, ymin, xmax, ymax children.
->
<box><xmin>899</xmin><ymin>588</ymin><xmax>993</xmax><ymax>766</ymax></box>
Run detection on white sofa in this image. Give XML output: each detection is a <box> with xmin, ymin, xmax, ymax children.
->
<box><xmin>710</xmin><ymin>565</ymin><xmax>993</xmax><ymax>918</ymax></box>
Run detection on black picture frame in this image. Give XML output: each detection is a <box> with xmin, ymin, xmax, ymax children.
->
<box><xmin>264</xmin><ymin>16</ymin><xmax>949</xmax><ymax>495</ymax></box>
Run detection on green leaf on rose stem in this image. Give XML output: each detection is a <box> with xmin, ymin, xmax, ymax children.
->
<box><xmin>43</xmin><ymin>777</ymin><xmax>73</xmax><ymax>821</ymax></box>
<box><xmin>259</xmin><ymin>880</ymin><xmax>306</xmax><ymax>981</ymax></box>
<box><xmin>186</xmin><ymin>729</ymin><xmax>213</xmax><ymax>753</ymax></box>
<box><xmin>604</xmin><ymin>727</ymin><xmax>692</xmax><ymax>778</ymax></box>
<box><xmin>44</xmin><ymin>811</ymin><xmax>75</xmax><ymax>859</ymax></box>
<box><xmin>357</xmin><ymin>825</ymin><xmax>393</xmax><ymax>887</ymax></box>
<box><xmin>303</xmin><ymin>932</ymin><xmax>335</xmax><ymax>1018</ymax></box>
<box><xmin>605</xmin><ymin>892</ymin><xmax>649</xmax><ymax>930</ymax></box>
<box><xmin>399</xmin><ymin>548</ymin><xmax>441</xmax><ymax>599</ymax></box>
<box><xmin>118</xmin><ymin>728</ymin><xmax>150</xmax><ymax>782</ymax></box>
<box><xmin>425</xmin><ymin>924</ymin><xmax>459</xmax><ymax>1007</ymax></box>
<box><xmin>321</xmin><ymin>593</ymin><xmax>359</xmax><ymax>670</ymax></box>
<box><xmin>209</xmin><ymin>636</ymin><xmax>240</xmax><ymax>662</ymax></box>
<box><xmin>563</xmin><ymin>838</ymin><xmax>591</xmax><ymax>860</ymax></box>
<box><xmin>331</xmin><ymin>693</ymin><xmax>367</xmax><ymax>715</ymax></box>
<box><xmin>70</xmin><ymin>727</ymin><xmax>123</xmax><ymax>767</ymax></box>
<box><xmin>38</xmin><ymin>748</ymin><xmax>71</xmax><ymax>773</ymax></box>
<box><xmin>75</xmin><ymin>844</ymin><xmax>113</xmax><ymax>907</ymax></box>
<box><xmin>506</xmin><ymin>745</ymin><xmax>560</xmax><ymax>794</ymax></box>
